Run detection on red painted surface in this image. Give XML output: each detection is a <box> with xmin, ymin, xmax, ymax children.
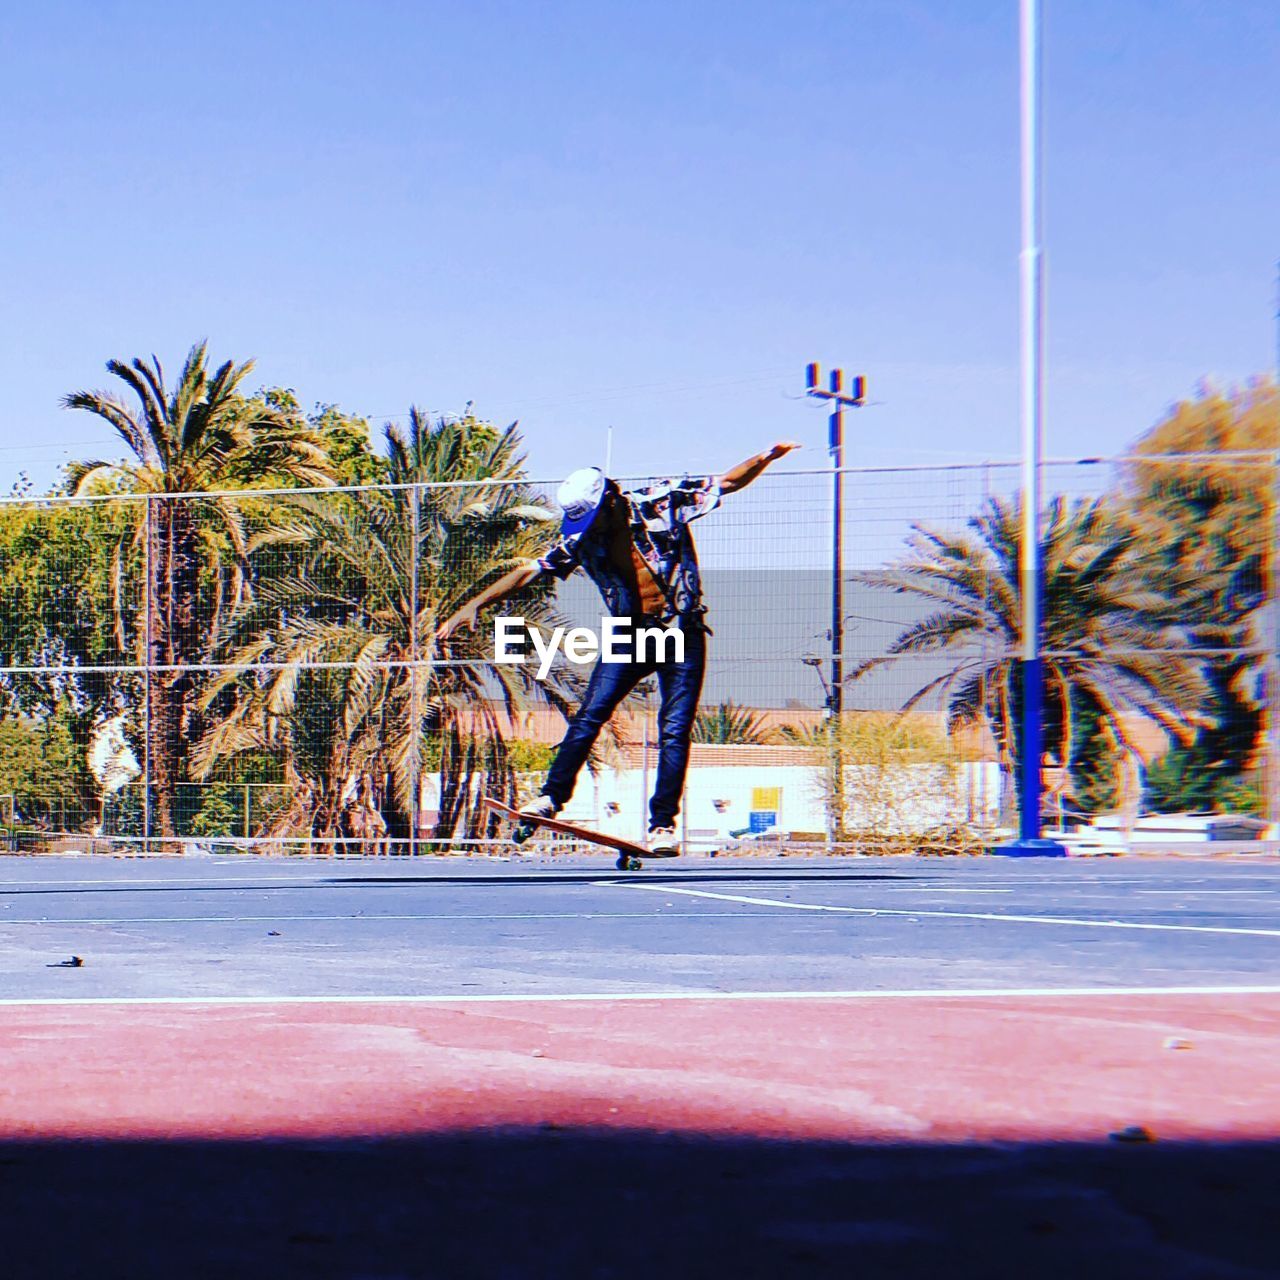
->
<box><xmin>1</xmin><ymin>994</ymin><xmax>1277</xmax><ymax>1143</ymax></box>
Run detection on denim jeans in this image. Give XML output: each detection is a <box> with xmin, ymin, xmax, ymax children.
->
<box><xmin>541</xmin><ymin>622</ymin><xmax>706</xmax><ymax>830</ymax></box>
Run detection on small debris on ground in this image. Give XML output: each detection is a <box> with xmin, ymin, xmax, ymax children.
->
<box><xmin>1110</xmin><ymin>1124</ymin><xmax>1156</xmax><ymax>1143</ymax></box>
<box><xmin>1162</xmin><ymin>1036</ymin><xmax>1194</xmax><ymax>1050</ymax></box>
<box><xmin>267</xmin><ymin>931</ymin><xmax>281</xmax><ymax>937</ymax></box>
<box><xmin>47</xmin><ymin>956</ymin><xmax>83</xmax><ymax>969</ymax></box>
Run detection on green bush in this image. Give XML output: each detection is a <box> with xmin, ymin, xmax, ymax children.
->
<box><xmin>1145</xmin><ymin>743</ymin><xmax>1262</xmax><ymax>815</ymax></box>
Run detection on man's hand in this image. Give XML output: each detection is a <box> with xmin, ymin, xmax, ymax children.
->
<box><xmin>720</xmin><ymin>441</ymin><xmax>804</xmax><ymax>495</ymax></box>
<box><xmin>435</xmin><ymin>602</ymin><xmax>480</xmax><ymax>643</ymax></box>
<box><xmin>434</xmin><ymin>564</ymin><xmax>543</xmax><ymax>644</ymax></box>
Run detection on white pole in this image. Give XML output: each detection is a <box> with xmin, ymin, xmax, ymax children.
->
<box><xmin>1007</xmin><ymin>0</ymin><xmax>1059</xmax><ymax>850</ymax></box>
<box><xmin>1020</xmin><ymin>0</ymin><xmax>1043</xmax><ymax>671</ymax></box>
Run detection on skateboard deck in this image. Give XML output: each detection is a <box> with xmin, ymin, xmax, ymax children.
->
<box><xmin>482</xmin><ymin>797</ymin><xmax>677</xmax><ymax>870</ymax></box>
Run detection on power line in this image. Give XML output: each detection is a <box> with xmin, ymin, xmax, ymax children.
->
<box><xmin>360</xmin><ymin>368</ymin><xmax>795</xmax><ymax>421</ymax></box>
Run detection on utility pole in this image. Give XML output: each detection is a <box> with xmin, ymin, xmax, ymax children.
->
<box><xmin>805</xmin><ymin>362</ymin><xmax>865</xmax><ymax>843</ymax></box>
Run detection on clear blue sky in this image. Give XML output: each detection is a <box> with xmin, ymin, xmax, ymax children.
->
<box><xmin>3</xmin><ymin>0</ymin><xmax>1278</xmax><ymax>490</ymax></box>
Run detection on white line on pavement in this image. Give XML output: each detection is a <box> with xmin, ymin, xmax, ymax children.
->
<box><xmin>0</xmin><ymin>877</ymin><xmax>325</xmax><ymax>888</ymax></box>
<box><xmin>890</xmin><ymin>888</ymin><xmax>1013</xmax><ymax>894</ymax></box>
<box><xmin>608</xmin><ymin>882</ymin><xmax>1280</xmax><ymax>938</ymax></box>
<box><xmin>1137</xmin><ymin>890</ymin><xmax>1269</xmax><ymax>895</ymax></box>
<box><xmin>0</xmin><ymin>911</ymin><xmax>778</xmax><ymax>925</ymax></box>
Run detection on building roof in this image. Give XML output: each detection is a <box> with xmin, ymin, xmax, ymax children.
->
<box><xmin>465</xmin><ymin>700</ymin><xmax>1171</xmax><ymax>766</ymax></box>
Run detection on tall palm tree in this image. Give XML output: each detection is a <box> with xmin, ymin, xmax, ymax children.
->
<box><xmin>196</xmin><ymin>410</ymin><xmax>576</xmax><ymax>847</ymax></box>
<box><xmin>63</xmin><ymin>341</ymin><xmax>333</xmax><ymax>836</ymax></box>
<box><xmin>852</xmin><ymin>495</ymin><xmax>1210</xmax><ymax>814</ymax></box>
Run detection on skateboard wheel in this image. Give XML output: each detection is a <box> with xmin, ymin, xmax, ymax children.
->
<box><xmin>616</xmin><ymin>855</ymin><xmax>643</xmax><ymax>871</ymax></box>
<box><xmin>513</xmin><ymin>822</ymin><xmax>535</xmax><ymax>845</ymax></box>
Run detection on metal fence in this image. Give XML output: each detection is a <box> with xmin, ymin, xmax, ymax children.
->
<box><xmin>0</xmin><ymin>451</ymin><xmax>1272</xmax><ymax>853</ymax></box>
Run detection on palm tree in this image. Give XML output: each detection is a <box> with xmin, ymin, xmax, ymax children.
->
<box><xmin>63</xmin><ymin>341</ymin><xmax>333</xmax><ymax>836</ymax></box>
<box><xmin>692</xmin><ymin>701</ymin><xmax>773</xmax><ymax>745</ymax></box>
<box><xmin>852</xmin><ymin>494</ymin><xmax>1210</xmax><ymax>816</ymax></box>
<box><xmin>196</xmin><ymin>410</ymin><xmax>576</xmax><ymax>847</ymax></box>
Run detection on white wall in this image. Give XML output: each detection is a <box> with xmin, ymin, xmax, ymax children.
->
<box><xmin>420</xmin><ymin>761</ymin><xmax>1003</xmax><ymax>848</ymax></box>
<box><xmin>543</xmin><ymin>761</ymin><xmax>1001</xmax><ymax>847</ymax></box>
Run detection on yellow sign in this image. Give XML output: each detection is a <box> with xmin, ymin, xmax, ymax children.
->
<box><xmin>751</xmin><ymin>787</ymin><xmax>781</xmax><ymax>812</ymax></box>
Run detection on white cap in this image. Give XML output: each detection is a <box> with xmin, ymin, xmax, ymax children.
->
<box><xmin>556</xmin><ymin>467</ymin><xmax>608</xmax><ymax>535</ymax></box>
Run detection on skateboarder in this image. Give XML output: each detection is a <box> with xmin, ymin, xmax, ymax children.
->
<box><xmin>435</xmin><ymin>441</ymin><xmax>801</xmax><ymax>855</ymax></box>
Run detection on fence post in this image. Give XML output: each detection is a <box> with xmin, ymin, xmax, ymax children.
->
<box><xmin>143</xmin><ymin>493</ymin><xmax>152</xmax><ymax>847</ymax></box>
<box><xmin>410</xmin><ymin>481</ymin><xmax>420</xmax><ymax>857</ymax></box>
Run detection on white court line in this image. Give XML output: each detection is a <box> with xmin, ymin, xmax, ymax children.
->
<box><xmin>2</xmin><ymin>984</ymin><xmax>1280</xmax><ymax>1009</ymax></box>
<box><xmin>0</xmin><ymin>912</ymin><xmax>781</xmax><ymax>925</ymax></box>
<box><xmin>0</xmin><ymin>877</ymin><xmax>334</xmax><ymax>889</ymax></box>
<box><xmin>609</xmin><ymin>882</ymin><xmax>1280</xmax><ymax>939</ymax></box>
<box><xmin>1138</xmin><ymin>890</ymin><xmax>1269</xmax><ymax>895</ymax></box>
<box><xmin>892</xmin><ymin>888</ymin><xmax>1012</xmax><ymax>894</ymax></box>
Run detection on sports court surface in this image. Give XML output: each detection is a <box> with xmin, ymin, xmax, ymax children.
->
<box><xmin>2</xmin><ymin>851</ymin><xmax>1279</xmax><ymax>1277</ymax></box>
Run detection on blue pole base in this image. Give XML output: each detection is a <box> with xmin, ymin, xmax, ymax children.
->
<box><xmin>991</xmin><ymin>837</ymin><xmax>1067</xmax><ymax>858</ymax></box>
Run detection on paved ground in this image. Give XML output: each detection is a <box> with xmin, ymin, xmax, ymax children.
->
<box><xmin>2</xmin><ymin>852</ymin><xmax>1278</xmax><ymax>1278</ymax></box>
<box><xmin>2</xmin><ymin>852</ymin><xmax>1278</xmax><ymax>998</ymax></box>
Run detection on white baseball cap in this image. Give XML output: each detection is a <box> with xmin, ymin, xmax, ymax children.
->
<box><xmin>556</xmin><ymin>467</ymin><xmax>609</xmax><ymax>535</ymax></box>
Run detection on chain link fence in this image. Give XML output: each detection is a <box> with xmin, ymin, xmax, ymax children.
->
<box><xmin>0</xmin><ymin>452</ymin><xmax>1272</xmax><ymax>854</ymax></box>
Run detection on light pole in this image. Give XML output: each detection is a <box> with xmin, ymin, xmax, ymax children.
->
<box><xmin>996</xmin><ymin>0</ymin><xmax>1064</xmax><ymax>856</ymax></box>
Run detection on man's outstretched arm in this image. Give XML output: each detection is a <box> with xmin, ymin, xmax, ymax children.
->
<box><xmin>435</xmin><ymin>562</ymin><xmax>543</xmax><ymax>642</ymax></box>
<box><xmin>718</xmin><ymin>441</ymin><xmax>802</xmax><ymax>495</ymax></box>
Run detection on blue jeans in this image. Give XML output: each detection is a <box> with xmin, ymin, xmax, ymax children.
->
<box><xmin>541</xmin><ymin>623</ymin><xmax>706</xmax><ymax>830</ymax></box>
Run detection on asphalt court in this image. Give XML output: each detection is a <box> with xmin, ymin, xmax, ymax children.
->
<box><xmin>2</xmin><ymin>853</ymin><xmax>1278</xmax><ymax>1002</ymax></box>
<box><xmin>4</xmin><ymin>851</ymin><xmax>1280</xmax><ymax>1279</ymax></box>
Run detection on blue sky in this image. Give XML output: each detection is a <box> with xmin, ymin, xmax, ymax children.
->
<box><xmin>3</xmin><ymin>0</ymin><xmax>1277</xmax><ymax>489</ymax></box>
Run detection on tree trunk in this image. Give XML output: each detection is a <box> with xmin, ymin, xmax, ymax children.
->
<box><xmin>432</xmin><ymin>728</ymin><xmax>516</xmax><ymax>846</ymax></box>
<box><xmin>146</xmin><ymin>498</ymin><xmax>203</xmax><ymax>837</ymax></box>
<box><xmin>433</xmin><ymin>724</ymin><xmax>467</xmax><ymax>840</ymax></box>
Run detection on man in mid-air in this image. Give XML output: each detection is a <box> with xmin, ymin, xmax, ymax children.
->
<box><xmin>436</xmin><ymin>440</ymin><xmax>800</xmax><ymax>855</ymax></box>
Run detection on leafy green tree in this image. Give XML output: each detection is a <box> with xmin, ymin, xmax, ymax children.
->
<box><xmin>62</xmin><ymin>342</ymin><xmax>334</xmax><ymax>836</ymax></box>
<box><xmin>0</xmin><ymin>489</ymin><xmax>140</xmax><ymax>827</ymax></box>
<box><xmin>853</xmin><ymin>495</ymin><xmax>1210</xmax><ymax>817</ymax></box>
<box><xmin>0</xmin><ymin>712</ymin><xmax>95</xmax><ymax>830</ymax></box>
<box><xmin>259</xmin><ymin>389</ymin><xmax>385</xmax><ymax>486</ymax></box>
<box><xmin>1121</xmin><ymin>381</ymin><xmax>1279</xmax><ymax>807</ymax></box>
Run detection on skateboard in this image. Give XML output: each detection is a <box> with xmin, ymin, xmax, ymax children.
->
<box><xmin>482</xmin><ymin>797</ymin><xmax>678</xmax><ymax>871</ymax></box>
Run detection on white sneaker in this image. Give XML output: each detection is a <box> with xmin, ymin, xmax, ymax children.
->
<box><xmin>518</xmin><ymin>795</ymin><xmax>560</xmax><ymax>820</ymax></box>
<box><xmin>512</xmin><ymin>795</ymin><xmax>560</xmax><ymax>849</ymax></box>
<box><xmin>646</xmin><ymin>826</ymin><xmax>680</xmax><ymax>856</ymax></box>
